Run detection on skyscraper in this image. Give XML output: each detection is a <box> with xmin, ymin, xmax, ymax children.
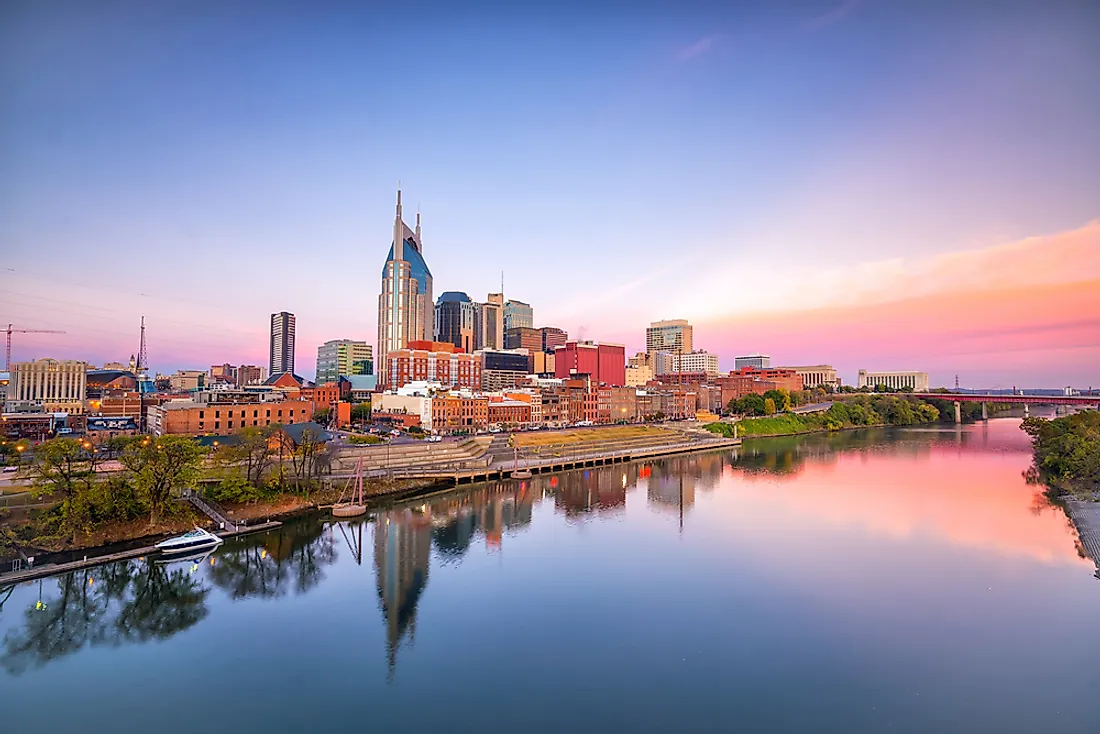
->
<box><xmin>475</xmin><ymin>292</ymin><xmax>504</xmax><ymax>350</ymax></box>
<box><xmin>434</xmin><ymin>292</ymin><xmax>477</xmax><ymax>354</ymax></box>
<box><xmin>646</xmin><ymin>319</ymin><xmax>693</xmax><ymax>357</ymax></box>
<box><xmin>269</xmin><ymin>311</ymin><xmax>296</xmax><ymax>376</ymax></box>
<box><xmin>503</xmin><ymin>299</ymin><xmax>533</xmax><ymax>330</ymax></box>
<box><xmin>378</xmin><ymin>190</ymin><xmax>433</xmax><ymax>377</ymax></box>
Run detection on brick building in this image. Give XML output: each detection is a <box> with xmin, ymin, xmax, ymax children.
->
<box><xmin>715</xmin><ymin>367</ymin><xmax>803</xmax><ymax>407</ymax></box>
<box><xmin>148</xmin><ymin>398</ymin><xmax>314</xmax><ymax>436</ymax></box>
<box><xmin>383</xmin><ymin>341</ymin><xmax>481</xmax><ymax>391</ymax></box>
<box><xmin>488</xmin><ymin>399</ymin><xmax>533</xmax><ymax>428</ymax></box>
<box><xmin>553</xmin><ymin>341</ymin><xmax>626</xmax><ymax>386</ymax></box>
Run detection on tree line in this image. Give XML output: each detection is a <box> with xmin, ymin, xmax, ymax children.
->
<box><xmin>3</xmin><ymin>424</ymin><xmax>334</xmax><ymax>549</ymax></box>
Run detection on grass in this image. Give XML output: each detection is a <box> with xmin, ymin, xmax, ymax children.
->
<box><xmin>734</xmin><ymin>414</ymin><xmax>812</xmax><ymax>436</ymax></box>
<box><xmin>513</xmin><ymin>425</ymin><xmax>675</xmax><ymax>448</ymax></box>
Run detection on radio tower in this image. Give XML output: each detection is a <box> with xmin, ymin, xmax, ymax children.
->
<box><xmin>137</xmin><ymin>316</ymin><xmax>148</xmax><ymax>372</ymax></box>
<box><xmin>955</xmin><ymin>374</ymin><xmax>959</xmax><ymax>390</ymax></box>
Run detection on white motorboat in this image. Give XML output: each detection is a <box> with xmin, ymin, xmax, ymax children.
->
<box><xmin>155</xmin><ymin>527</ymin><xmax>223</xmax><ymax>556</ymax></box>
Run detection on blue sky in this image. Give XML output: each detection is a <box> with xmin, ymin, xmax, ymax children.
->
<box><xmin>2</xmin><ymin>0</ymin><xmax>1098</xmax><ymax>386</ymax></box>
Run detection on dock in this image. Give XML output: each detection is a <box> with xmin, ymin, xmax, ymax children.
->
<box><xmin>0</xmin><ymin>521</ymin><xmax>282</xmax><ymax>586</ymax></box>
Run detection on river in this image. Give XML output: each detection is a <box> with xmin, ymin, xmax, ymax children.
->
<box><xmin>2</xmin><ymin>418</ymin><xmax>1098</xmax><ymax>733</ymax></box>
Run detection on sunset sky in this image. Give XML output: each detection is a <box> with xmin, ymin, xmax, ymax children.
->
<box><xmin>2</xmin><ymin>0</ymin><xmax>1098</xmax><ymax>387</ymax></box>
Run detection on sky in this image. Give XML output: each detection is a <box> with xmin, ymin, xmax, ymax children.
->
<box><xmin>2</xmin><ymin>0</ymin><xmax>1098</xmax><ymax>388</ymax></box>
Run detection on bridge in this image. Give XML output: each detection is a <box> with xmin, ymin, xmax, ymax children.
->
<box><xmin>909</xmin><ymin>393</ymin><xmax>1100</xmax><ymax>422</ymax></box>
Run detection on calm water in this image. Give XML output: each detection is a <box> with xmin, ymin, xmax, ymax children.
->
<box><xmin>3</xmin><ymin>419</ymin><xmax>1099</xmax><ymax>733</ymax></box>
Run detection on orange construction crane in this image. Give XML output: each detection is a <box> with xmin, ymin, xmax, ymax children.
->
<box><xmin>4</xmin><ymin>323</ymin><xmax>66</xmax><ymax>371</ymax></box>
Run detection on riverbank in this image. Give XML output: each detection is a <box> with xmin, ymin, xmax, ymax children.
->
<box><xmin>1063</xmin><ymin>498</ymin><xmax>1100</xmax><ymax>577</ymax></box>
<box><xmin>705</xmin><ymin>394</ymin><xmax>1007</xmax><ymax>439</ymax></box>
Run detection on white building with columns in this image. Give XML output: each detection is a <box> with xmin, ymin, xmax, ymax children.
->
<box><xmin>6</xmin><ymin>358</ymin><xmax>87</xmax><ymax>413</ymax></box>
<box><xmin>857</xmin><ymin>370</ymin><xmax>929</xmax><ymax>392</ymax></box>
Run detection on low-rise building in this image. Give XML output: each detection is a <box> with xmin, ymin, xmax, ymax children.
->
<box><xmin>716</xmin><ymin>367</ymin><xmax>803</xmax><ymax>407</ymax></box>
<box><xmin>373</xmin><ymin>393</ymin><xmax>433</xmax><ymax>431</ymax></box>
<box><xmin>625</xmin><ymin>363</ymin><xmax>653</xmax><ymax>387</ymax></box>
<box><xmin>734</xmin><ymin>354</ymin><xmax>770</xmax><ymax>370</ymax></box>
<box><xmin>148</xmin><ymin>397</ymin><xmax>314</xmax><ymax>436</ymax></box>
<box><xmin>776</xmin><ymin>365</ymin><xmax>840</xmax><ymax>390</ymax></box>
<box><xmin>857</xmin><ymin>370</ymin><xmax>929</xmax><ymax>392</ymax></box>
<box><xmin>488</xmin><ymin>398</ymin><xmax>532</xmax><ymax>428</ymax></box>
<box><xmin>431</xmin><ymin>393</ymin><xmax>488</xmax><ymax>433</ymax></box>
<box><xmin>169</xmin><ymin>370</ymin><xmax>206</xmax><ymax>392</ymax></box>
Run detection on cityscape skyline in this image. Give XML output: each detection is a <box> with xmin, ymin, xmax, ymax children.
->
<box><xmin>2</xmin><ymin>1</ymin><xmax>1098</xmax><ymax>387</ymax></box>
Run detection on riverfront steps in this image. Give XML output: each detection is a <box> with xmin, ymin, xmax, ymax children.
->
<box><xmin>0</xmin><ymin>521</ymin><xmax>282</xmax><ymax>586</ymax></box>
<box><xmin>388</xmin><ymin>435</ymin><xmax>741</xmax><ymax>485</ymax></box>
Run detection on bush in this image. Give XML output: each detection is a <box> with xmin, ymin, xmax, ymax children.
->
<box><xmin>348</xmin><ymin>434</ymin><xmax>382</xmax><ymax>445</ymax></box>
<box><xmin>703</xmin><ymin>422</ymin><xmax>737</xmax><ymax>438</ymax></box>
<box><xmin>207</xmin><ymin>475</ymin><xmax>264</xmax><ymax>504</ymax></box>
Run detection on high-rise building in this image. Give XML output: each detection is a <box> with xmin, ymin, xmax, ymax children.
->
<box><xmin>503</xmin><ymin>299</ymin><xmax>533</xmax><ymax>330</ymax></box>
<box><xmin>269</xmin><ymin>311</ymin><xmax>296</xmax><ymax>376</ymax></box>
<box><xmin>316</xmin><ymin>339</ymin><xmax>374</xmax><ymax>384</ymax></box>
<box><xmin>735</xmin><ymin>354</ymin><xmax>770</xmax><ymax>370</ymax></box>
<box><xmin>646</xmin><ymin>319</ymin><xmax>693</xmax><ymax>357</ymax></box>
<box><xmin>434</xmin><ymin>292</ymin><xmax>477</xmax><ymax>354</ymax></box>
<box><xmin>540</xmin><ymin>326</ymin><xmax>568</xmax><ymax>353</ymax></box>
<box><xmin>378</xmin><ymin>190</ymin><xmax>433</xmax><ymax>377</ymax></box>
<box><xmin>5</xmin><ymin>358</ymin><xmax>87</xmax><ymax>413</ymax></box>
<box><xmin>475</xmin><ymin>292</ymin><xmax>504</xmax><ymax>350</ymax></box>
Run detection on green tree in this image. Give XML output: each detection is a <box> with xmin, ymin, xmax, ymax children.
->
<box><xmin>120</xmin><ymin>436</ymin><xmax>203</xmax><ymax>523</ymax></box>
<box><xmin>350</xmin><ymin>402</ymin><xmax>371</xmax><ymax>423</ymax></box>
<box><xmin>214</xmin><ymin>426</ymin><xmax>273</xmax><ymax>488</ymax></box>
<box><xmin>764</xmin><ymin>397</ymin><xmax>777</xmax><ymax>415</ymax></box>
<box><xmin>29</xmin><ymin>438</ymin><xmax>101</xmax><ymax>537</ymax></box>
<box><xmin>312</xmin><ymin>406</ymin><xmax>331</xmax><ymax>425</ymax></box>
<box><xmin>731</xmin><ymin>394</ymin><xmax>766</xmax><ymax>416</ymax></box>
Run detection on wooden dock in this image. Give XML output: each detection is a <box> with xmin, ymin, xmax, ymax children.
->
<box><xmin>0</xmin><ymin>521</ymin><xmax>282</xmax><ymax>586</ymax></box>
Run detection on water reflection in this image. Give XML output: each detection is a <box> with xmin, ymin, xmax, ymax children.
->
<box><xmin>1</xmin><ymin>420</ymin><xmax>1088</xmax><ymax>682</ymax></box>
<box><xmin>207</xmin><ymin>516</ymin><xmax>337</xmax><ymax>599</ymax></box>
<box><xmin>1</xmin><ymin>560</ymin><xmax>209</xmax><ymax>675</ymax></box>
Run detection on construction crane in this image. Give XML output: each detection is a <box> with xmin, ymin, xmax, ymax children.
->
<box><xmin>4</xmin><ymin>324</ymin><xmax>66</xmax><ymax>371</ymax></box>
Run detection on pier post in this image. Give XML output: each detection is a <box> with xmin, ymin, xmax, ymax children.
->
<box><xmin>1023</xmin><ymin>404</ymin><xmax>1029</xmax><ymax>417</ymax></box>
<box><xmin>981</xmin><ymin>402</ymin><xmax>988</xmax><ymax>420</ymax></box>
<box><xmin>953</xmin><ymin>401</ymin><xmax>961</xmax><ymax>424</ymax></box>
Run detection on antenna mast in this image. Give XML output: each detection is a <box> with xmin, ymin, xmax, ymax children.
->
<box><xmin>137</xmin><ymin>316</ymin><xmax>148</xmax><ymax>372</ymax></box>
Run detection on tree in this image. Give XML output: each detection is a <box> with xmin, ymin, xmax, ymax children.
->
<box><xmin>764</xmin><ymin>397</ymin><xmax>777</xmax><ymax>415</ymax></box>
<box><xmin>763</xmin><ymin>389</ymin><xmax>791</xmax><ymax>412</ymax></box>
<box><xmin>286</xmin><ymin>427</ymin><xmax>331</xmax><ymax>491</ymax></box>
<box><xmin>312</xmin><ymin>406</ymin><xmax>331</xmax><ymax>425</ymax></box>
<box><xmin>350</xmin><ymin>402</ymin><xmax>371</xmax><ymax>423</ymax></box>
<box><xmin>214</xmin><ymin>426</ymin><xmax>273</xmax><ymax>488</ymax></box>
<box><xmin>731</xmin><ymin>394</ymin><xmax>766</xmax><ymax>416</ymax></box>
<box><xmin>30</xmin><ymin>438</ymin><xmax>102</xmax><ymax>537</ymax></box>
<box><xmin>120</xmin><ymin>436</ymin><xmax>203</xmax><ymax>524</ymax></box>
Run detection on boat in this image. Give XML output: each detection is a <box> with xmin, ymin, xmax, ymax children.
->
<box><xmin>333</xmin><ymin>456</ymin><xmax>367</xmax><ymax>518</ymax></box>
<box><xmin>155</xmin><ymin>527</ymin><xmax>223</xmax><ymax>556</ymax></box>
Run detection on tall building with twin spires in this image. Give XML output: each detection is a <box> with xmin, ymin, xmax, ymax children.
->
<box><xmin>378</xmin><ymin>190</ymin><xmax>433</xmax><ymax>380</ymax></box>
